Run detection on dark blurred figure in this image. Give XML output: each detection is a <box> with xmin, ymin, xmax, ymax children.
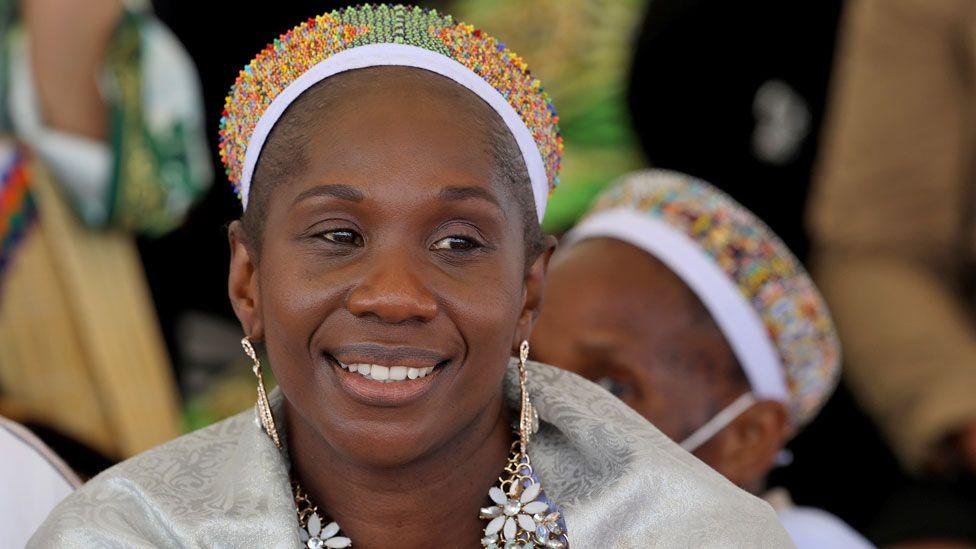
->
<box><xmin>626</xmin><ymin>0</ymin><xmax>906</xmax><ymax>541</ymax></box>
<box><xmin>628</xmin><ymin>0</ymin><xmax>843</xmax><ymax>261</ymax></box>
<box><xmin>811</xmin><ymin>0</ymin><xmax>976</xmax><ymax>546</ymax></box>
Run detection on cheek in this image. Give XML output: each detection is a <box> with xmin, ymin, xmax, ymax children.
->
<box><xmin>257</xmin><ymin>244</ymin><xmax>349</xmax><ymax>379</ymax></box>
<box><xmin>528</xmin><ymin>294</ymin><xmax>580</xmax><ymax>369</ymax></box>
<box><xmin>529</xmin><ymin>331</ymin><xmax>579</xmax><ymax>374</ymax></box>
<box><xmin>435</xmin><ymin>257</ymin><xmax>525</xmax><ymax>385</ymax></box>
<box><xmin>644</xmin><ymin>372</ymin><xmax>716</xmax><ymax>440</ymax></box>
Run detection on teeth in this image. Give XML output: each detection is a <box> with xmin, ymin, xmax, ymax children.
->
<box><xmin>339</xmin><ymin>361</ymin><xmax>436</xmax><ymax>382</ymax></box>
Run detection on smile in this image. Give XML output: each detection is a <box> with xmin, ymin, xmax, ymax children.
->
<box><xmin>325</xmin><ymin>344</ymin><xmax>452</xmax><ymax>407</ymax></box>
<box><xmin>337</xmin><ymin>362</ymin><xmax>436</xmax><ymax>383</ymax></box>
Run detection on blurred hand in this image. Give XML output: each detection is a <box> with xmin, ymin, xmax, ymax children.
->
<box><xmin>956</xmin><ymin>423</ymin><xmax>976</xmax><ymax>476</ymax></box>
<box><xmin>931</xmin><ymin>423</ymin><xmax>976</xmax><ymax>477</ymax></box>
<box><xmin>21</xmin><ymin>0</ymin><xmax>124</xmax><ymax>140</ymax></box>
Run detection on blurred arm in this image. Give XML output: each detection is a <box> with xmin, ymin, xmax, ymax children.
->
<box><xmin>810</xmin><ymin>0</ymin><xmax>976</xmax><ymax>471</ymax></box>
<box><xmin>21</xmin><ymin>0</ymin><xmax>123</xmax><ymax>140</ymax></box>
<box><xmin>9</xmin><ymin>0</ymin><xmax>212</xmax><ymax>233</ymax></box>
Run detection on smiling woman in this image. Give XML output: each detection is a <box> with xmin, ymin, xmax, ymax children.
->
<box><xmin>30</xmin><ymin>5</ymin><xmax>791</xmax><ymax>548</ymax></box>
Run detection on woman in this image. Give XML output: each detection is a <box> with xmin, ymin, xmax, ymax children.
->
<box><xmin>31</xmin><ymin>6</ymin><xmax>789</xmax><ymax>547</ymax></box>
<box><xmin>531</xmin><ymin>169</ymin><xmax>870</xmax><ymax>548</ymax></box>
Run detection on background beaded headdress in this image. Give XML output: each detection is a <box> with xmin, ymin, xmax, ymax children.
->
<box><xmin>572</xmin><ymin>170</ymin><xmax>841</xmax><ymax>428</ymax></box>
<box><xmin>218</xmin><ymin>4</ymin><xmax>563</xmax><ymax>221</ymax></box>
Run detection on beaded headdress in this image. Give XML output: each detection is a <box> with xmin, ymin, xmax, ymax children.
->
<box><xmin>565</xmin><ymin>170</ymin><xmax>841</xmax><ymax>427</ymax></box>
<box><xmin>219</xmin><ymin>4</ymin><xmax>562</xmax><ymax>222</ymax></box>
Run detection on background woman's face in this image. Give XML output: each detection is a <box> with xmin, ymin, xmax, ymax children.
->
<box><xmin>530</xmin><ymin>238</ymin><xmax>742</xmax><ymax>442</ymax></box>
<box><xmin>250</xmin><ymin>70</ymin><xmax>531</xmax><ymax>466</ymax></box>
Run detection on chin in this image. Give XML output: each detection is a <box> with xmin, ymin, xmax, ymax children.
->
<box><xmin>319</xmin><ymin>412</ymin><xmax>457</xmax><ymax>469</ymax></box>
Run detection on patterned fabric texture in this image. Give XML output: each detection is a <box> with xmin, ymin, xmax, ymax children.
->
<box><xmin>587</xmin><ymin>169</ymin><xmax>841</xmax><ymax>428</ymax></box>
<box><xmin>0</xmin><ymin>144</ymin><xmax>34</xmax><ymax>289</ymax></box>
<box><xmin>219</xmin><ymin>3</ymin><xmax>563</xmax><ymax>204</ymax></box>
<box><xmin>30</xmin><ymin>360</ymin><xmax>791</xmax><ymax>547</ymax></box>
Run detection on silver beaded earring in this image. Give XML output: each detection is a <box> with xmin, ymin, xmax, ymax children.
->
<box><xmin>479</xmin><ymin>341</ymin><xmax>566</xmax><ymax>548</ymax></box>
<box><xmin>241</xmin><ymin>336</ymin><xmax>281</xmax><ymax>449</ymax></box>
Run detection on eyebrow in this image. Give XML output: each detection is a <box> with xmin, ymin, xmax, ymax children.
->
<box><xmin>438</xmin><ymin>185</ymin><xmax>501</xmax><ymax>208</ymax></box>
<box><xmin>291</xmin><ymin>184</ymin><xmax>365</xmax><ymax>206</ymax></box>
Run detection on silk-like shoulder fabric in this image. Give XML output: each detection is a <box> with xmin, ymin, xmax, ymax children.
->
<box><xmin>30</xmin><ymin>361</ymin><xmax>793</xmax><ymax>548</ymax></box>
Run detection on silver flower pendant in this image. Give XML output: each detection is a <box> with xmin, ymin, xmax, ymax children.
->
<box><xmin>480</xmin><ymin>476</ymin><xmax>567</xmax><ymax>548</ymax></box>
<box><xmin>298</xmin><ymin>511</ymin><xmax>351</xmax><ymax>548</ymax></box>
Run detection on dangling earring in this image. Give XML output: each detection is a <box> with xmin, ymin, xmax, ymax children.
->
<box><xmin>479</xmin><ymin>340</ymin><xmax>565</xmax><ymax>548</ymax></box>
<box><xmin>241</xmin><ymin>336</ymin><xmax>281</xmax><ymax>449</ymax></box>
<box><xmin>517</xmin><ymin>340</ymin><xmax>538</xmax><ymax>455</ymax></box>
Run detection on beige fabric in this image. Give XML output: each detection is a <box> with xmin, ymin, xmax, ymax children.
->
<box><xmin>810</xmin><ymin>0</ymin><xmax>976</xmax><ymax>469</ymax></box>
<box><xmin>30</xmin><ymin>361</ymin><xmax>793</xmax><ymax>548</ymax></box>
<box><xmin>0</xmin><ymin>157</ymin><xmax>180</xmax><ymax>458</ymax></box>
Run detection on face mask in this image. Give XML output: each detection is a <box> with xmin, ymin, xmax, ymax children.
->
<box><xmin>679</xmin><ymin>392</ymin><xmax>756</xmax><ymax>452</ymax></box>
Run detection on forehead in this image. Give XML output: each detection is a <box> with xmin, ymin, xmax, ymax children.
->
<box><xmin>547</xmin><ymin>237</ymin><xmax>705</xmax><ymax>332</ymax></box>
<box><xmin>311</xmin><ymin>67</ymin><xmax>497</xmax><ymax>168</ymax></box>
<box><xmin>267</xmin><ymin>68</ymin><xmax>512</xmax><ymax>209</ymax></box>
<box><xmin>542</xmin><ymin>237</ymin><xmax>740</xmax><ymax>386</ymax></box>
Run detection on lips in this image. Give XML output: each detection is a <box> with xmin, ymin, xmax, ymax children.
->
<box><xmin>337</xmin><ymin>362</ymin><xmax>437</xmax><ymax>382</ymax></box>
<box><xmin>324</xmin><ymin>344</ymin><xmax>451</xmax><ymax>407</ymax></box>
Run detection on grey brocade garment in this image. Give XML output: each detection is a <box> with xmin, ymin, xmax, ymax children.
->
<box><xmin>30</xmin><ymin>360</ymin><xmax>794</xmax><ymax>548</ymax></box>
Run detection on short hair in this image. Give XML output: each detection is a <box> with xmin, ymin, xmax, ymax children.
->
<box><xmin>241</xmin><ymin>66</ymin><xmax>545</xmax><ymax>264</ymax></box>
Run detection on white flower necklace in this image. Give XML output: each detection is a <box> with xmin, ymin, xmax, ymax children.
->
<box><xmin>290</xmin><ymin>435</ymin><xmax>568</xmax><ymax>549</ymax></box>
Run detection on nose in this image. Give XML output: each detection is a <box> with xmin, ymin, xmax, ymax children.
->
<box><xmin>346</xmin><ymin>255</ymin><xmax>439</xmax><ymax>324</ymax></box>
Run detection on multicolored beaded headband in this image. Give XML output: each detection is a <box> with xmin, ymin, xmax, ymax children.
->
<box><xmin>565</xmin><ymin>170</ymin><xmax>841</xmax><ymax>428</ymax></box>
<box><xmin>218</xmin><ymin>4</ymin><xmax>563</xmax><ymax>222</ymax></box>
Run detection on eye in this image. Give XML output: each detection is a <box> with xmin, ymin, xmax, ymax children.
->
<box><xmin>320</xmin><ymin>229</ymin><xmax>363</xmax><ymax>246</ymax></box>
<box><xmin>596</xmin><ymin>376</ymin><xmax>631</xmax><ymax>399</ymax></box>
<box><xmin>431</xmin><ymin>236</ymin><xmax>481</xmax><ymax>251</ymax></box>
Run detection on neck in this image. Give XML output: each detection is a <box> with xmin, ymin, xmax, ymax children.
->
<box><xmin>284</xmin><ymin>394</ymin><xmax>512</xmax><ymax>549</ymax></box>
<box><xmin>744</xmin><ymin>475</ymin><xmax>770</xmax><ymax>496</ymax></box>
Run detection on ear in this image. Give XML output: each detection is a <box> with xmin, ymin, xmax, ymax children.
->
<box><xmin>698</xmin><ymin>400</ymin><xmax>789</xmax><ymax>492</ymax></box>
<box><xmin>228</xmin><ymin>220</ymin><xmax>264</xmax><ymax>340</ymax></box>
<box><xmin>513</xmin><ymin>234</ymin><xmax>557</xmax><ymax>351</ymax></box>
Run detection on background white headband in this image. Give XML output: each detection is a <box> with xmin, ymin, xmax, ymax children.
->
<box><xmin>240</xmin><ymin>43</ymin><xmax>550</xmax><ymax>223</ymax></box>
<box><xmin>562</xmin><ymin>208</ymin><xmax>789</xmax><ymax>403</ymax></box>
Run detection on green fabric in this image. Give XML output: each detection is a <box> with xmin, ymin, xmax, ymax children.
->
<box><xmin>454</xmin><ymin>0</ymin><xmax>648</xmax><ymax>232</ymax></box>
<box><xmin>103</xmin><ymin>11</ymin><xmax>208</xmax><ymax>235</ymax></box>
<box><xmin>0</xmin><ymin>0</ymin><xmax>15</xmax><ymax>134</ymax></box>
<box><xmin>0</xmin><ymin>7</ymin><xmax>210</xmax><ymax>236</ymax></box>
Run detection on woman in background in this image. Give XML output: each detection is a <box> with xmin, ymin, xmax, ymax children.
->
<box><xmin>532</xmin><ymin>169</ymin><xmax>871</xmax><ymax>548</ymax></box>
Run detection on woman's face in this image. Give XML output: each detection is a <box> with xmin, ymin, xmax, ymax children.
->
<box><xmin>229</xmin><ymin>69</ymin><xmax>548</xmax><ymax>466</ymax></box>
<box><xmin>530</xmin><ymin>237</ymin><xmax>742</xmax><ymax>442</ymax></box>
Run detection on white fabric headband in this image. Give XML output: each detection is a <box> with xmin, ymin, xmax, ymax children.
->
<box><xmin>562</xmin><ymin>208</ymin><xmax>790</xmax><ymax>403</ymax></box>
<box><xmin>240</xmin><ymin>43</ymin><xmax>550</xmax><ymax>223</ymax></box>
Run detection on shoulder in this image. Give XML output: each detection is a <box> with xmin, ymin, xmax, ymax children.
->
<box><xmin>0</xmin><ymin>417</ymin><xmax>79</xmax><ymax>547</ymax></box>
<box><xmin>27</xmin><ymin>410</ymin><xmax>280</xmax><ymax>547</ymax></box>
<box><xmin>525</xmin><ymin>361</ymin><xmax>793</xmax><ymax>547</ymax></box>
<box><xmin>778</xmin><ymin>506</ymin><xmax>874</xmax><ymax>549</ymax></box>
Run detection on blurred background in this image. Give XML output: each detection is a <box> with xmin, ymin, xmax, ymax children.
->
<box><xmin>2</xmin><ymin>0</ymin><xmax>976</xmax><ymax>546</ymax></box>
